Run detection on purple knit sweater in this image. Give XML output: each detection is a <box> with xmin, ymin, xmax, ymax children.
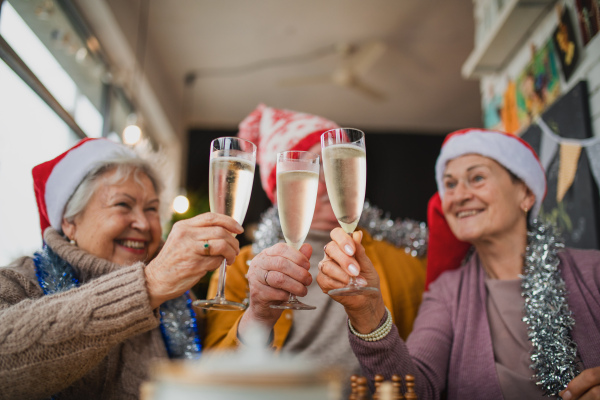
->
<box><xmin>350</xmin><ymin>248</ymin><xmax>600</xmax><ymax>400</ymax></box>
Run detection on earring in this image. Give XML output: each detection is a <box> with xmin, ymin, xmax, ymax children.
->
<box><xmin>522</xmin><ymin>206</ymin><xmax>529</xmax><ymax>213</ymax></box>
<box><xmin>69</xmin><ymin>238</ymin><xmax>77</xmax><ymax>246</ymax></box>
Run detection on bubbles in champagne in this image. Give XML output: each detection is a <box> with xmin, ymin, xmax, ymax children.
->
<box><xmin>209</xmin><ymin>156</ymin><xmax>255</xmax><ymax>225</ymax></box>
<box><xmin>277</xmin><ymin>170</ymin><xmax>319</xmax><ymax>249</ymax></box>
<box><xmin>322</xmin><ymin>144</ymin><xmax>366</xmax><ymax>233</ymax></box>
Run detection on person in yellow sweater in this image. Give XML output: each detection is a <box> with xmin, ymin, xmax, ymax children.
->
<box><xmin>203</xmin><ymin>104</ymin><xmax>427</xmax><ymax>387</ymax></box>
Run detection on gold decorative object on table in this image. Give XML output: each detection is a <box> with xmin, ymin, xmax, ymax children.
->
<box><xmin>351</xmin><ymin>373</ymin><xmax>419</xmax><ymax>400</ymax></box>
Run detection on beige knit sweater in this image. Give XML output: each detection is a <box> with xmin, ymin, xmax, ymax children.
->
<box><xmin>0</xmin><ymin>228</ymin><xmax>166</xmax><ymax>400</ymax></box>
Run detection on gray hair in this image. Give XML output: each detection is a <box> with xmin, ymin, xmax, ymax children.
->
<box><xmin>62</xmin><ymin>153</ymin><xmax>164</xmax><ymax>228</ymax></box>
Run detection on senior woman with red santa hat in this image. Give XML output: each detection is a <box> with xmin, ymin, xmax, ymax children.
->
<box><xmin>0</xmin><ymin>138</ymin><xmax>242</xmax><ymax>399</ymax></box>
<box><xmin>318</xmin><ymin>128</ymin><xmax>600</xmax><ymax>400</ymax></box>
<box><xmin>203</xmin><ymin>104</ymin><xmax>428</xmax><ymax>395</ymax></box>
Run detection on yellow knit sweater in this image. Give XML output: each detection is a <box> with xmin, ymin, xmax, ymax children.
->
<box><xmin>203</xmin><ymin>229</ymin><xmax>426</xmax><ymax>350</ymax></box>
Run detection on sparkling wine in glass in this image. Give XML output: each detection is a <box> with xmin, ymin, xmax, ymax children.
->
<box><xmin>321</xmin><ymin>128</ymin><xmax>378</xmax><ymax>296</ymax></box>
<box><xmin>270</xmin><ymin>151</ymin><xmax>320</xmax><ymax>310</ymax></box>
<box><xmin>193</xmin><ymin>137</ymin><xmax>256</xmax><ymax>311</ymax></box>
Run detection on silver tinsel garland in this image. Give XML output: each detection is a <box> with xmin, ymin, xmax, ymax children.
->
<box><xmin>522</xmin><ymin>221</ymin><xmax>578</xmax><ymax>396</ymax></box>
<box><xmin>252</xmin><ymin>206</ymin><xmax>283</xmax><ymax>255</ymax></box>
<box><xmin>359</xmin><ymin>201</ymin><xmax>428</xmax><ymax>257</ymax></box>
<box><xmin>252</xmin><ymin>201</ymin><xmax>428</xmax><ymax>256</ymax></box>
<box><xmin>158</xmin><ymin>293</ymin><xmax>202</xmax><ymax>359</ymax></box>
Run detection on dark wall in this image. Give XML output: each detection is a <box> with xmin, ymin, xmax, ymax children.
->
<box><xmin>362</xmin><ymin>132</ymin><xmax>444</xmax><ymax>221</ymax></box>
<box><xmin>187</xmin><ymin>129</ymin><xmax>444</xmax><ymax>245</ymax></box>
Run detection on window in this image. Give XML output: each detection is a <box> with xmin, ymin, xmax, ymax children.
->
<box><xmin>0</xmin><ymin>1</ymin><xmax>129</xmax><ymax>264</ymax></box>
<box><xmin>0</xmin><ymin>59</ymin><xmax>77</xmax><ymax>264</ymax></box>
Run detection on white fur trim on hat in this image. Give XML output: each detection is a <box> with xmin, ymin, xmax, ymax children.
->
<box><xmin>435</xmin><ymin>129</ymin><xmax>546</xmax><ymax>219</ymax></box>
<box><xmin>45</xmin><ymin>139</ymin><xmax>136</xmax><ymax>230</ymax></box>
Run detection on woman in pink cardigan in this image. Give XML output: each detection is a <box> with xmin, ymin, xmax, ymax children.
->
<box><xmin>317</xmin><ymin>128</ymin><xmax>600</xmax><ymax>400</ymax></box>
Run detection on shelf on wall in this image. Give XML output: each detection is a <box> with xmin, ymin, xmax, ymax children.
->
<box><xmin>462</xmin><ymin>0</ymin><xmax>555</xmax><ymax>80</ymax></box>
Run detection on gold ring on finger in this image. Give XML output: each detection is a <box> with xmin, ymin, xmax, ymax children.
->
<box><xmin>203</xmin><ymin>240</ymin><xmax>210</xmax><ymax>256</ymax></box>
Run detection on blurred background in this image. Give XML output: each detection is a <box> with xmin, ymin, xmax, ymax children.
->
<box><xmin>1</xmin><ymin>0</ymin><xmax>599</xmax><ymax>264</ymax></box>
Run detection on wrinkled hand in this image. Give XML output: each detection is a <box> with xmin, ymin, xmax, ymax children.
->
<box><xmin>316</xmin><ymin>228</ymin><xmax>385</xmax><ymax>334</ymax></box>
<box><xmin>145</xmin><ymin>212</ymin><xmax>243</xmax><ymax>309</ymax></box>
<box><xmin>560</xmin><ymin>367</ymin><xmax>600</xmax><ymax>400</ymax></box>
<box><xmin>239</xmin><ymin>243</ymin><xmax>312</xmax><ymax>334</ymax></box>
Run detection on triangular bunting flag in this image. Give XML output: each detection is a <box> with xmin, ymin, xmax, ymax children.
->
<box><xmin>585</xmin><ymin>141</ymin><xmax>600</xmax><ymax>198</ymax></box>
<box><xmin>557</xmin><ymin>142</ymin><xmax>582</xmax><ymax>203</ymax></box>
<box><xmin>539</xmin><ymin>125</ymin><xmax>560</xmax><ymax>171</ymax></box>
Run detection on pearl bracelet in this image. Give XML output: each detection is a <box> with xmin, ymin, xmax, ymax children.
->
<box><xmin>348</xmin><ymin>307</ymin><xmax>393</xmax><ymax>342</ymax></box>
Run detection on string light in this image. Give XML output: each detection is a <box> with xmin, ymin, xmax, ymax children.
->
<box><xmin>122</xmin><ymin>113</ymin><xmax>142</xmax><ymax>145</ymax></box>
<box><xmin>173</xmin><ymin>195</ymin><xmax>190</xmax><ymax>214</ymax></box>
<box><xmin>123</xmin><ymin>125</ymin><xmax>142</xmax><ymax>145</ymax></box>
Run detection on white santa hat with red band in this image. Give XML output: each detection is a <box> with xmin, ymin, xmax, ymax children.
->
<box><xmin>435</xmin><ymin>128</ymin><xmax>547</xmax><ymax>219</ymax></box>
<box><xmin>32</xmin><ymin>138</ymin><xmax>136</xmax><ymax>237</ymax></box>
<box><xmin>237</xmin><ymin>103</ymin><xmax>339</xmax><ymax>203</ymax></box>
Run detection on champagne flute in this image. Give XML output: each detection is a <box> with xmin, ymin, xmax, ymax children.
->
<box><xmin>193</xmin><ymin>137</ymin><xmax>256</xmax><ymax>311</ymax></box>
<box><xmin>270</xmin><ymin>151</ymin><xmax>319</xmax><ymax>310</ymax></box>
<box><xmin>321</xmin><ymin>128</ymin><xmax>378</xmax><ymax>296</ymax></box>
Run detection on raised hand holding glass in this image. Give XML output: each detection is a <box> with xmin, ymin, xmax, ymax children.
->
<box><xmin>193</xmin><ymin>137</ymin><xmax>256</xmax><ymax>311</ymax></box>
<box><xmin>321</xmin><ymin>128</ymin><xmax>378</xmax><ymax>296</ymax></box>
<box><xmin>270</xmin><ymin>151</ymin><xmax>319</xmax><ymax>310</ymax></box>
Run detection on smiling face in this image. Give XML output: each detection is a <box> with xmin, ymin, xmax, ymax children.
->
<box><xmin>61</xmin><ymin>168</ymin><xmax>162</xmax><ymax>266</ymax></box>
<box><xmin>441</xmin><ymin>154</ymin><xmax>535</xmax><ymax>246</ymax></box>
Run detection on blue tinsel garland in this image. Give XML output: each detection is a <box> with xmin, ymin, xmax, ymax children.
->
<box><xmin>33</xmin><ymin>244</ymin><xmax>201</xmax><ymax>360</ymax></box>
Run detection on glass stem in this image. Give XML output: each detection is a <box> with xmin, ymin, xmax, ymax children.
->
<box><xmin>347</xmin><ymin>231</ymin><xmax>358</xmax><ymax>287</ymax></box>
<box><xmin>286</xmin><ymin>242</ymin><xmax>301</xmax><ymax>303</ymax></box>
<box><xmin>214</xmin><ymin>259</ymin><xmax>227</xmax><ymax>300</ymax></box>
<box><xmin>287</xmin><ymin>293</ymin><xmax>299</xmax><ymax>303</ymax></box>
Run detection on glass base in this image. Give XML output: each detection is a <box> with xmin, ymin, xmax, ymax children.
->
<box><xmin>270</xmin><ymin>300</ymin><xmax>316</xmax><ymax>310</ymax></box>
<box><xmin>193</xmin><ymin>298</ymin><xmax>247</xmax><ymax>311</ymax></box>
<box><xmin>328</xmin><ymin>285</ymin><xmax>379</xmax><ymax>296</ymax></box>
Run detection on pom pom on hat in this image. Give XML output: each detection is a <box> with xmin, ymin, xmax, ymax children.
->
<box><xmin>425</xmin><ymin>192</ymin><xmax>471</xmax><ymax>289</ymax></box>
<box><xmin>237</xmin><ymin>104</ymin><xmax>339</xmax><ymax>203</ymax></box>
<box><xmin>426</xmin><ymin>128</ymin><xmax>547</xmax><ymax>288</ymax></box>
<box><xmin>32</xmin><ymin>138</ymin><xmax>136</xmax><ymax>237</ymax></box>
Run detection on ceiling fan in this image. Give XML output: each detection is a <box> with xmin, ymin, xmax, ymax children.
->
<box><xmin>279</xmin><ymin>40</ymin><xmax>387</xmax><ymax>101</ymax></box>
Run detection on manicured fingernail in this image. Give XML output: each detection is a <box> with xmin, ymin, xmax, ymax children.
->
<box><xmin>348</xmin><ymin>264</ymin><xmax>359</xmax><ymax>276</ymax></box>
<box><xmin>344</xmin><ymin>245</ymin><xmax>354</xmax><ymax>256</ymax></box>
<box><xmin>562</xmin><ymin>390</ymin><xmax>572</xmax><ymax>400</ymax></box>
<box><xmin>356</xmin><ymin>277</ymin><xmax>368</xmax><ymax>286</ymax></box>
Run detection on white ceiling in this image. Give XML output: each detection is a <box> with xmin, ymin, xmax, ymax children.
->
<box><xmin>78</xmin><ymin>0</ymin><xmax>483</xmax><ymax>136</ymax></box>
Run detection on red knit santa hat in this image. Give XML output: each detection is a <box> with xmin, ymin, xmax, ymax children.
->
<box><xmin>237</xmin><ymin>103</ymin><xmax>339</xmax><ymax>203</ymax></box>
<box><xmin>426</xmin><ymin>128</ymin><xmax>547</xmax><ymax>289</ymax></box>
<box><xmin>32</xmin><ymin>138</ymin><xmax>136</xmax><ymax>237</ymax></box>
